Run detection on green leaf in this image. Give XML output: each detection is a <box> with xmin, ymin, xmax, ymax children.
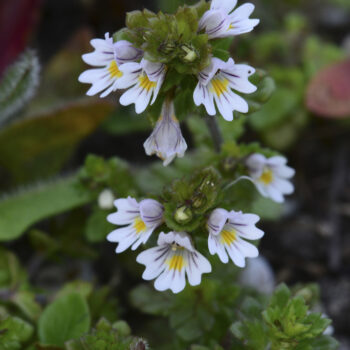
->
<box><xmin>38</xmin><ymin>293</ymin><xmax>91</xmax><ymax>347</ymax></box>
<box><xmin>102</xmin><ymin>107</ymin><xmax>150</xmax><ymax>135</ymax></box>
<box><xmin>310</xmin><ymin>335</ymin><xmax>339</xmax><ymax>350</ymax></box>
<box><xmin>11</xmin><ymin>290</ymin><xmax>42</xmax><ymax>321</ymax></box>
<box><xmin>0</xmin><ymin>50</ymin><xmax>40</xmax><ymax>127</ymax></box>
<box><xmin>251</xmin><ymin>196</ymin><xmax>283</xmax><ymax>221</ymax></box>
<box><xmin>0</xmin><ymin>101</ymin><xmax>113</xmax><ymax>185</ymax></box>
<box><xmin>0</xmin><ymin>176</ymin><xmax>91</xmax><ymax>241</ymax></box>
<box><xmin>55</xmin><ymin>281</ymin><xmax>93</xmax><ymax>300</ymax></box>
<box><xmin>130</xmin><ymin>284</ymin><xmax>174</xmax><ymax>316</ymax></box>
<box><xmin>0</xmin><ymin>316</ymin><xmax>34</xmax><ymax>350</ymax></box>
<box><xmin>85</xmin><ymin>209</ymin><xmax>114</xmax><ymax>243</ymax></box>
<box><xmin>0</xmin><ymin>248</ymin><xmax>26</xmax><ymax>288</ymax></box>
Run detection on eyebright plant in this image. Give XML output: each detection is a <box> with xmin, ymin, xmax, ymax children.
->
<box><xmin>78</xmin><ymin>0</ymin><xmax>296</xmax><ymax>294</ymax></box>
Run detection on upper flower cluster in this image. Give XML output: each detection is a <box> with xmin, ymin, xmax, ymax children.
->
<box><xmin>79</xmin><ymin>0</ymin><xmax>260</xmax><ymax>165</ymax></box>
<box><xmin>107</xmin><ymin>196</ymin><xmax>264</xmax><ymax>293</ymax></box>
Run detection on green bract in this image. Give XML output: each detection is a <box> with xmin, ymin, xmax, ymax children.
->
<box><xmin>120</xmin><ymin>2</ymin><xmax>211</xmax><ymax>75</ymax></box>
<box><xmin>162</xmin><ymin>167</ymin><xmax>222</xmax><ymax>232</ymax></box>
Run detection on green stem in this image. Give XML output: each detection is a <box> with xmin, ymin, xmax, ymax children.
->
<box><xmin>205</xmin><ymin>116</ymin><xmax>223</xmax><ymax>153</ymax></box>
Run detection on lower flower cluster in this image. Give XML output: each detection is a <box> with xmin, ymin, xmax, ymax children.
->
<box><xmin>107</xmin><ymin>196</ymin><xmax>264</xmax><ymax>293</ymax></box>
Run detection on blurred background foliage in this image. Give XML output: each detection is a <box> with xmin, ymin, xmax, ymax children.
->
<box><xmin>0</xmin><ymin>0</ymin><xmax>349</xmax><ymax>348</ymax></box>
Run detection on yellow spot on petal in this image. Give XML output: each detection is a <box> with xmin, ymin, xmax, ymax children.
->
<box><xmin>166</xmin><ymin>254</ymin><xmax>185</xmax><ymax>271</ymax></box>
<box><xmin>259</xmin><ymin>168</ymin><xmax>274</xmax><ymax>185</ymax></box>
<box><xmin>133</xmin><ymin>217</ymin><xmax>146</xmax><ymax>234</ymax></box>
<box><xmin>210</xmin><ymin>77</ymin><xmax>229</xmax><ymax>97</ymax></box>
<box><xmin>108</xmin><ymin>60</ymin><xmax>123</xmax><ymax>78</ymax></box>
<box><xmin>228</xmin><ymin>23</ymin><xmax>234</xmax><ymax>30</ymax></box>
<box><xmin>220</xmin><ymin>229</ymin><xmax>237</xmax><ymax>245</ymax></box>
<box><xmin>138</xmin><ymin>74</ymin><xmax>157</xmax><ymax>92</ymax></box>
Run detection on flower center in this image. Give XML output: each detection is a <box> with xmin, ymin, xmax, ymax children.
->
<box><xmin>108</xmin><ymin>60</ymin><xmax>123</xmax><ymax>78</ymax></box>
<box><xmin>167</xmin><ymin>254</ymin><xmax>185</xmax><ymax>271</ymax></box>
<box><xmin>138</xmin><ymin>73</ymin><xmax>157</xmax><ymax>91</ymax></box>
<box><xmin>133</xmin><ymin>217</ymin><xmax>147</xmax><ymax>234</ymax></box>
<box><xmin>259</xmin><ymin>168</ymin><xmax>274</xmax><ymax>185</ymax></box>
<box><xmin>210</xmin><ymin>77</ymin><xmax>229</xmax><ymax>97</ymax></box>
<box><xmin>220</xmin><ymin>229</ymin><xmax>237</xmax><ymax>245</ymax></box>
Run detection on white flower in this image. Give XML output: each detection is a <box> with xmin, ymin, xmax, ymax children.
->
<box><xmin>239</xmin><ymin>256</ymin><xmax>275</xmax><ymax>294</ymax></box>
<box><xmin>117</xmin><ymin>59</ymin><xmax>166</xmax><ymax>114</ymax></box>
<box><xmin>193</xmin><ymin>57</ymin><xmax>256</xmax><ymax>121</ymax></box>
<box><xmin>107</xmin><ymin>197</ymin><xmax>164</xmax><ymax>253</ymax></box>
<box><xmin>246</xmin><ymin>154</ymin><xmax>295</xmax><ymax>203</ymax></box>
<box><xmin>143</xmin><ymin>99</ymin><xmax>187</xmax><ymax>166</ymax></box>
<box><xmin>78</xmin><ymin>33</ymin><xmax>142</xmax><ymax>98</ymax></box>
<box><xmin>98</xmin><ymin>189</ymin><xmax>115</xmax><ymax>210</ymax></box>
<box><xmin>207</xmin><ymin>208</ymin><xmax>264</xmax><ymax>267</ymax></box>
<box><xmin>198</xmin><ymin>0</ymin><xmax>259</xmax><ymax>39</ymax></box>
<box><xmin>136</xmin><ymin>231</ymin><xmax>212</xmax><ymax>294</ymax></box>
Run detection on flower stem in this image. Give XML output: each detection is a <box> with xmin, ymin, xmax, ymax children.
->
<box><xmin>205</xmin><ymin>116</ymin><xmax>223</xmax><ymax>153</ymax></box>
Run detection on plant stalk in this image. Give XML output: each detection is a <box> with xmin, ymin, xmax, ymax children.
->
<box><xmin>205</xmin><ymin>116</ymin><xmax>223</xmax><ymax>153</ymax></box>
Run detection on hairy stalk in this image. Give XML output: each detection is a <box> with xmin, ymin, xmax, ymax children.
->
<box><xmin>205</xmin><ymin>116</ymin><xmax>223</xmax><ymax>153</ymax></box>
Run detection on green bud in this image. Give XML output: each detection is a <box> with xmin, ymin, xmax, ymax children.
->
<box><xmin>222</xmin><ymin>157</ymin><xmax>238</xmax><ymax>172</ymax></box>
<box><xmin>112</xmin><ymin>320</ymin><xmax>131</xmax><ymax>337</ymax></box>
<box><xmin>182</xmin><ymin>45</ymin><xmax>198</xmax><ymax>62</ymax></box>
<box><xmin>174</xmin><ymin>206</ymin><xmax>193</xmax><ymax>224</ymax></box>
<box><xmin>192</xmin><ymin>193</ymin><xmax>206</xmax><ymax>209</ymax></box>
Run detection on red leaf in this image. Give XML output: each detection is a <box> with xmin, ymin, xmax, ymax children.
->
<box><xmin>306</xmin><ymin>60</ymin><xmax>350</xmax><ymax>119</ymax></box>
<box><xmin>0</xmin><ymin>0</ymin><xmax>41</xmax><ymax>76</ymax></box>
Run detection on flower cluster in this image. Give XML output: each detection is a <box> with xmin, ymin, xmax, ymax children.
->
<box><xmin>107</xmin><ymin>196</ymin><xmax>264</xmax><ymax>293</ymax></box>
<box><xmin>79</xmin><ymin>0</ymin><xmax>259</xmax><ymax>165</ymax></box>
<box><xmin>79</xmin><ymin>1</ymin><xmax>297</xmax><ymax>294</ymax></box>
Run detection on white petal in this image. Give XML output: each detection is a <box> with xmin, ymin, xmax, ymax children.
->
<box><xmin>186</xmin><ymin>251</ymin><xmax>212</xmax><ymax>286</ymax></box>
<box><xmin>131</xmin><ymin>227</ymin><xmax>155</xmax><ymax>250</ymax></box>
<box><xmin>107</xmin><ymin>225</ymin><xmax>137</xmax><ymax>253</ymax></box>
<box><xmin>214</xmin><ymin>92</ymin><xmax>234</xmax><ymax>121</ymax></box>
<box><xmin>139</xmin><ymin>199</ymin><xmax>163</xmax><ymax>226</ymax></box>
<box><xmin>78</xmin><ymin>68</ymin><xmax>108</xmax><ymax>84</ymax></box>
<box><xmin>229</xmin><ymin>3</ymin><xmax>255</xmax><ymax>21</ymax></box>
<box><xmin>274</xmin><ymin>165</ymin><xmax>295</xmax><ymax>179</ymax></box>
<box><xmin>157</xmin><ymin>231</ymin><xmax>176</xmax><ymax>246</ymax></box>
<box><xmin>207</xmin><ymin>208</ymin><xmax>228</xmax><ymax>236</ymax></box>
<box><xmin>235</xmin><ymin>237</ymin><xmax>259</xmax><ymax>258</ymax></box>
<box><xmin>154</xmin><ymin>268</ymin><xmax>186</xmax><ymax>293</ymax></box>
<box><xmin>208</xmin><ymin>234</ymin><xmax>229</xmax><ymax>263</ymax></box>
<box><xmin>107</xmin><ymin>197</ymin><xmax>139</xmax><ymax>225</ymax></box>
<box><xmin>228</xmin><ymin>212</ymin><xmax>264</xmax><ymax>240</ymax></box>
<box><xmin>211</xmin><ymin>0</ymin><xmax>238</xmax><ymax>14</ymax></box>
<box><xmin>119</xmin><ymin>85</ymin><xmax>140</xmax><ymax>107</ymax></box>
<box><xmin>246</xmin><ymin>153</ymin><xmax>267</xmax><ymax>170</ymax></box>
<box><xmin>267</xmin><ymin>156</ymin><xmax>287</xmax><ymax>166</ymax></box>
<box><xmin>266</xmin><ymin>185</ymin><xmax>284</xmax><ymax>203</ymax></box>
<box><xmin>225</xmin><ymin>19</ymin><xmax>260</xmax><ymax>36</ymax></box>
<box><xmin>82</xmin><ymin>52</ymin><xmax>114</xmax><ymax>67</ymax></box>
<box><xmin>137</xmin><ymin>246</ymin><xmax>169</xmax><ymax>280</ymax></box>
<box><xmin>222</xmin><ymin>64</ymin><xmax>257</xmax><ymax>94</ymax></box>
<box><xmin>116</xmin><ymin>62</ymin><xmax>142</xmax><ymax>89</ymax></box>
<box><xmin>198</xmin><ymin>10</ymin><xmax>228</xmax><ymax>39</ymax></box>
<box><xmin>114</xmin><ymin>40</ymin><xmax>143</xmax><ymax>65</ymax></box>
<box><xmin>173</xmin><ymin>232</ymin><xmax>195</xmax><ymax>252</ymax></box>
<box><xmin>193</xmin><ymin>84</ymin><xmax>216</xmax><ymax>116</ymax></box>
<box><xmin>273</xmin><ymin>178</ymin><xmax>294</xmax><ymax>195</ymax></box>
<box><xmin>226</xmin><ymin>243</ymin><xmax>245</xmax><ymax>267</ymax></box>
<box><xmin>86</xmin><ymin>76</ymin><xmax>114</xmax><ymax>96</ymax></box>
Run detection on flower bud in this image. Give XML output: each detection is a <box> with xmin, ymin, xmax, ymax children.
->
<box><xmin>98</xmin><ymin>189</ymin><xmax>115</xmax><ymax>210</ymax></box>
<box><xmin>192</xmin><ymin>193</ymin><xmax>207</xmax><ymax>209</ymax></box>
<box><xmin>112</xmin><ymin>320</ymin><xmax>131</xmax><ymax>337</ymax></box>
<box><xmin>181</xmin><ymin>45</ymin><xmax>197</xmax><ymax>62</ymax></box>
<box><xmin>174</xmin><ymin>206</ymin><xmax>193</xmax><ymax>224</ymax></box>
